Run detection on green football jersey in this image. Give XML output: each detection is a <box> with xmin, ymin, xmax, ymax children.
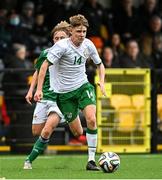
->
<box><xmin>35</xmin><ymin>49</ymin><xmax>57</xmax><ymax>101</ymax></box>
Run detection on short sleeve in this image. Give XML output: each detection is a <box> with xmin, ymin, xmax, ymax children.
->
<box><xmin>47</xmin><ymin>42</ymin><xmax>65</xmax><ymax>64</ymax></box>
<box><xmin>88</xmin><ymin>40</ymin><xmax>102</xmax><ymax>65</ymax></box>
<box><xmin>35</xmin><ymin>50</ymin><xmax>48</xmax><ymax>70</ymax></box>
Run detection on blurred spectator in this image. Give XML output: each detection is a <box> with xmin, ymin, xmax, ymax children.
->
<box><xmin>43</xmin><ymin>0</ymin><xmax>60</xmax><ymax>30</ymax></box>
<box><xmin>109</xmin><ymin>33</ymin><xmax>125</xmax><ymax>59</ymax></box>
<box><xmin>6</xmin><ymin>12</ymin><xmax>35</xmax><ymax>59</ymax></box>
<box><xmin>148</xmin><ymin>15</ymin><xmax>162</xmax><ymax>36</ymax></box>
<box><xmin>6</xmin><ymin>13</ymin><xmax>25</xmax><ymax>44</ymax></box>
<box><xmin>20</xmin><ymin>1</ymin><xmax>35</xmax><ymax>31</ymax></box>
<box><xmin>79</xmin><ymin>0</ymin><xmax>107</xmax><ymax>38</ymax></box>
<box><xmin>138</xmin><ymin>0</ymin><xmax>158</xmax><ymax>34</ymax></box>
<box><xmin>152</xmin><ymin>34</ymin><xmax>162</xmax><ymax>92</ymax></box>
<box><xmin>140</xmin><ymin>15</ymin><xmax>162</xmax><ymax>58</ymax></box>
<box><xmin>30</xmin><ymin>12</ymin><xmax>49</xmax><ymax>58</ymax></box>
<box><xmin>140</xmin><ymin>34</ymin><xmax>153</xmax><ymax>57</ymax></box>
<box><xmin>104</xmin><ymin>5</ymin><xmax>115</xmax><ymax>38</ymax></box>
<box><xmin>102</xmin><ymin>47</ymin><xmax>120</xmax><ymax>68</ymax></box>
<box><xmin>152</xmin><ymin>35</ymin><xmax>162</xmax><ymax>68</ymax></box>
<box><xmin>16</xmin><ymin>1</ymin><xmax>36</xmax><ymax>58</ymax></box>
<box><xmin>9</xmin><ymin>12</ymin><xmax>20</xmax><ymax>26</ymax></box>
<box><xmin>119</xmin><ymin>39</ymin><xmax>151</xmax><ymax>68</ymax></box>
<box><xmin>2</xmin><ymin>43</ymin><xmax>32</xmax><ymax>132</ymax></box>
<box><xmin>2</xmin><ymin>43</ymin><xmax>32</xmax><ymax>98</ymax></box>
<box><xmin>113</xmin><ymin>0</ymin><xmax>139</xmax><ymax>42</ymax></box>
<box><xmin>44</xmin><ymin>0</ymin><xmax>77</xmax><ymax>30</ymax></box>
<box><xmin>2</xmin><ymin>43</ymin><xmax>34</xmax><ymax>145</ymax></box>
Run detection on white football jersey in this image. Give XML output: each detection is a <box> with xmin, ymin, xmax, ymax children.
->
<box><xmin>47</xmin><ymin>38</ymin><xmax>102</xmax><ymax>93</ymax></box>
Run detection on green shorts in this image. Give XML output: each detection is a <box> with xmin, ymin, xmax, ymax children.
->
<box><xmin>57</xmin><ymin>82</ymin><xmax>96</xmax><ymax>123</ymax></box>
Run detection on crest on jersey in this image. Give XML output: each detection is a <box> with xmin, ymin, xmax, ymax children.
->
<box><xmin>66</xmin><ymin>112</ymin><xmax>72</xmax><ymax>119</ymax></box>
<box><xmin>83</xmin><ymin>49</ymin><xmax>89</xmax><ymax>59</ymax></box>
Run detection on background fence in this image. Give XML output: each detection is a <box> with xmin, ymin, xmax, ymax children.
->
<box><xmin>96</xmin><ymin>69</ymin><xmax>151</xmax><ymax>153</ymax></box>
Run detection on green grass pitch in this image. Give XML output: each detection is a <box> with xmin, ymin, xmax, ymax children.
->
<box><xmin>0</xmin><ymin>154</ymin><xmax>162</xmax><ymax>179</ymax></box>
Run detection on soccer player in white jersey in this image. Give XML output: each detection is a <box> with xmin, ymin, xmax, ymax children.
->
<box><xmin>35</xmin><ymin>14</ymin><xmax>106</xmax><ymax>171</ymax></box>
<box><xmin>23</xmin><ymin>21</ymin><xmax>83</xmax><ymax>170</ymax></box>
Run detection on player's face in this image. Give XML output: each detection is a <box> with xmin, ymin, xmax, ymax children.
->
<box><xmin>53</xmin><ymin>31</ymin><xmax>69</xmax><ymax>43</ymax></box>
<box><xmin>71</xmin><ymin>25</ymin><xmax>87</xmax><ymax>46</ymax></box>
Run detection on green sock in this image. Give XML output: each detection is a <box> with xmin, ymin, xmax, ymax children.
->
<box><xmin>26</xmin><ymin>136</ymin><xmax>49</xmax><ymax>163</ymax></box>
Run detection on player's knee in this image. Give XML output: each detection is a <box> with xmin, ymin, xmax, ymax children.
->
<box><xmin>32</xmin><ymin>129</ymin><xmax>41</xmax><ymax>136</ymax></box>
<box><xmin>41</xmin><ymin>127</ymin><xmax>52</xmax><ymax>139</ymax></box>
<box><xmin>70</xmin><ymin>125</ymin><xmax>83</xmax><ymax>137</ymax></box>
<box><xmin>79</xmin><ymin>128</ymin><xmax>84</xmax><ymax>136</ymax></box>
<box><xmin>74</xmin><ymin>128</ymin><xmax>83</xmax><ymax>137</ymax></box>
<box><xmin>32</xmin><ymin>131</ymin><xmax>39</xmax><ymax>137</ymax></box>
<box><xmin>86</xmin><ymin>115</ymin><xmax>97</xmax><ymax>129</ymax></box>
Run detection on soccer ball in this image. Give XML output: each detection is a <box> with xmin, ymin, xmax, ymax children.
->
<box><xmin>98</xmin><ymin>152</ymin><xmax>120</xmax><ymax>173</ymax></box>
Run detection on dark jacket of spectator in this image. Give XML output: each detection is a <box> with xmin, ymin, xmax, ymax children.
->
<box><xmin>137</xmin><ymin>0</ymin><xmax>158</xmax><ymax>34</ymax></box>
<box><xmin>113</xmin><ymin>0</ymin><xmax>139</xmax><ymax>42</ymax></box>
<box><xmin>119</xmin><ymin>39</ymin><xmax>151</xmax><ymax>68</ymax></box>
<box><xmin>102</xmin><ymin>47</ymin><xmax>120</xmax><ymax>68</ymax></box>
<box><xmin>2</xmin><ymin>43</ymin><xmax>30</xmax><ymax>96</ymax></box>
<box><xmin>119</xmin><ymin>53</ymin><xmax>151</xmax><ymax>68</ymax></box>
<box><xmin>79</xmin><ymin>0</ymin><xmax>106</xmax><ymax>37</ymax></box>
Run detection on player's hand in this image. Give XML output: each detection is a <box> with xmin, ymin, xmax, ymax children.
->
<box><xmin>34</xmin><ymin>90</ymin><xmax>43</xmax><ymax>102</ymax></box>
<box><xmin>25</xmin><ymin>91</ymin><xmax>33</xmax><ymax>105</ymax></box>
<box><xmin>97</xmin><ymin>82</ymin><xmax>107</xmax><ymax>97</ymax></box>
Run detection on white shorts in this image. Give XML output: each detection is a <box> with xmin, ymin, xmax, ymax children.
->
<box><xmin>32</xmin><ymin>100</ymin><xmax>65</xmax><ymax>125</ymax></box>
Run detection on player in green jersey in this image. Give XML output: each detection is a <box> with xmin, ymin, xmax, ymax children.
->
<box><xmin>25</xmin><ymin>21</ymin><xmax>71</xmax><ymax>136</ymax></box>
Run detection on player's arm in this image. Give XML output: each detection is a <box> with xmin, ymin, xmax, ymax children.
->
<box><xmin>25</xmin><ymin>70</ymin><xmax>38</xmax><ymax>105</ymax></box>
<box><xmin>34</xmin><ymin>60</ymin><xmax>50</xmax><ymax>102</ymax></box>
<box><xmin>34</xmin><ymin>42</ymin><xmax>64</xmax><ymax>101</ymax></box>
<box><xmin>89</xmin><ymin>40</ymin><xmax>106</xmax><ymax>96</ymax></box>
<box><xmin>96</xmin><ymin>62</ymin><xmax>106</xmax><ymax>97</ymax></box>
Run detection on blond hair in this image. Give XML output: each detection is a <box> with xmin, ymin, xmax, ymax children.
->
<box><xmin>51</xmin><ymin>21</ymin><xmax>70</xmax><ymax>38</ymax></box>
<box><xmin>69</xmin><ymin>14</ymin><xmax>89</xmax><ymax>28</ymax></box>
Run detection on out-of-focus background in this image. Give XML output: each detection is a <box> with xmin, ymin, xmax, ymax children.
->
<box><xmin>0</xmin><ymin>0</ymin><xmax>162</xmax><ymax>155</ymax></box>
